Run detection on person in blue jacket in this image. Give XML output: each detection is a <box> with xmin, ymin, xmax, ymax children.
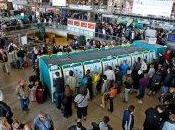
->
<box><xmin>122</xmin><ymin>105</ymin><xmax>135</xmax><ymax>130</ymax></box>
<box><xmin>120</xmin><ymin>60</ymin><xmax>129</xmax><ymax>77</ymax></box>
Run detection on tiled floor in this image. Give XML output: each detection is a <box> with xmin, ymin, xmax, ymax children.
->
<box><xmin>0</xmin><ymin>68</ymin><xmax>159</xmax><ymax>130</ymax></box>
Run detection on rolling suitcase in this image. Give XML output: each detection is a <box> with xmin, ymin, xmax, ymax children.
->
<box><xmin>36</xmin><ymin>86</ymin><xmax>45</xmax><ymax>104</ymax></box>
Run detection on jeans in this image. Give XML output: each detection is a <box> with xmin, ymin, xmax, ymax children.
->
<box><xmin>124</xmin><ymin>88</ymin><xmax>130</xmax><ymax>102</ymax></box>
<box><xmin>17</xmin><ymin>57</ymin><xmax>24</xmax><ymax>69</ymax></box>
<box><xmin>54</xmin><ymin>92</ymin><xmax>63</xmax><ymax>109</ymax></box>
<box><xmin>20</xmin><ymin>98</ymin><xmax>29</xmax><ymax>111</ymax></box>
<box><xmin>139</xmin><ymin>87</ymin><xmax>146</xmax><ymax>99</ymax></box>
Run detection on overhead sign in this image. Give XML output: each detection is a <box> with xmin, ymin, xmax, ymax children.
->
<box><xmin>52</xmin><ymin>0</ymin><xmax>66</xmax><ymax>6</ymax></box>
<box><xmin>132</xmin><ymin>0</ymin><xmax>174</xmax><ymax>17</ymax></box>
<box><xmin>67</xmin><ymin>19</ymin><xmax>96</xmax><ymax>32</ymax></box>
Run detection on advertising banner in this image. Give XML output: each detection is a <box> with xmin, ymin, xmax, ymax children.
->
<box><xmin>132</xmin><ymin>0</ymin><xmax>174</xmax><ymax>17</ymax></box>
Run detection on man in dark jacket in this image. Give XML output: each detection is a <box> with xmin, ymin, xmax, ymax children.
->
<box><xmin>17</xmin><ymin>48</ymin><xmax>26</xmax><ymax>69</ymax></box>
<box><xmin>0</xmin><ymin>90</ymin><xmax>13</xmax><ymax>124</ymax></box>
<box><xmin>143</xmin><ymin>105</ymin><xmax>165</xmax><ymax>130</ymax></box>
<box><xmin>68</xmin><ymin>121</ymin><xmax>86</xmax><ymax>130</ymax></box>
<box><xmin>54</xmin><ymin>72</ymin><xmax>64</xmax><ymax>109</ymax></box>
<box><xmin>122</xmin><ymin>105</ymin><xmax>135</xmax><ymax>130</ymax></box>
<box><xmin>83</xmin><ymin>70</ymin><xmax>93</xmax><ymax>100</ymax></box>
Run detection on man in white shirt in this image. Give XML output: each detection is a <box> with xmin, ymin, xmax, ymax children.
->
<box><xmin>74</xmin><ymin>88</ymin><xmax>90</xmax><ymax>121</ymax></box>
<box><xmin>99</xmin><ymin>116</ymin><xmax>111</xmax><ymax>130</ymax></box>
<box><xmin>104</xmin><ymin>66</ymin><xmax>115</xmax><ymax>81</ymax></box>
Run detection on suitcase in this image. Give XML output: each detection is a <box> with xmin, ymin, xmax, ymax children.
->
<box><xmin>36</xmin><ymin>86</ymin><xmax>45</xmax><ymax>104</ymax></box>
<box><xmin>23</xmin><ymin>61</ymin><xmax>29</xmax><ymax>68</ymax></box>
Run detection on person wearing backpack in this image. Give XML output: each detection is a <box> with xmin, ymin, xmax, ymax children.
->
<box><xmin>122</xmin><ymin>105</ymin><xmax>135</xmax><ymax>130</ymax></box>
<box><xmin>7</xmin><ymin>42</ymin><xmax>18</xmax><ymax>63</ymax></box>
<box><xmin>0</xmin><ymin>90</ymin><xmax>13</xmax><ymax>124</ymax></box>
<box><xmin>82</xmin><ymin>70</ymin><xmax>93</xmax><ymax>100</ymax></box>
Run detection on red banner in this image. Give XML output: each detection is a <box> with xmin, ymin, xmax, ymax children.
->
<box><xmin>74</xmin><ymin>20</ymin><xmax>80</xmax><ymax>26</ymax></box>
<box><xmin>81</xmin><ymin>21</ymin><xmax>88</xmax><ymax>28</ymax></box>
<box><xmin>68</xmin><ymin>19</ymin><xmax>96</xmax><ymax>32</ymax></box>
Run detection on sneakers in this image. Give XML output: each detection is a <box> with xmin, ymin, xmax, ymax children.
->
<box><xmin>138</xmin><ymin>100</ymin><xmax>143</xmax><ymax>104</ymax></box>
<box><xmin>100</xmin><ymin>104</ymin><xmax>105</xmax><ymax>108</ymax></box>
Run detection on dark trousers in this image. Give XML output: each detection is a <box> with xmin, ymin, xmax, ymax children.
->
<box><xmin>109</xmin><ymin>97</ymin><xmax>113</xmax><ymax>112</ymax></box>
<box><xmin>77</xmin><ymin>106</ymin><xmax>87</xmax><ymax>119</ymax></box>
<box><xmin>88</xmin><ymin>86</ymin><xmax>93</xmax><ymax>99</ymax></box>
<box><xmin>55</xmin><ymin>93</ymin><xmax>63</xmax><ymax>109</ymax></box>
<box><xmin>138</xmin><ymin>87</ymin><xmax>146</xmax><ymax>99</ymax></box>
<box><xmin>20</xmin><ymin>98</ymin><xmax>29</xmax><ymax>111</ymax></box>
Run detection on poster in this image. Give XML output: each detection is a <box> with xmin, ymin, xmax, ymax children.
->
<box><xmin>131</xmin><ymin>53</ymin><xmax>144</xmax><ymax>65</ymax></box>
<box><xmin>132</xmin><ymin>0</ymin><xmax>174</xmax><ymax>17</ymax></box>
<box><xmin>84</xmin><ymin>61</ymin><xmax>102</xmax><ymax>74</ymax></box>
<box><xmin>102</xmin><ymin>58</ymin><xmax>118</xmax><ymax>71</ymax></box>
<box><xmin>52</xmin><ymin>0</ymin><xmax>66</xmax><ymax>6</ymax></box>
<box><xmin>117</xmin><ymin>56</ymin><xmax>132</xmax><ymax>66</ymax></box>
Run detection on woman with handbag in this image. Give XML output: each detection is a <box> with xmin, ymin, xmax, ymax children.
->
<box><xmin>16</xmin><ymin>80</ymin><xmax>30</xmax><ymax>112</ymax></box>
<box><xmin>74</xmin><ymin>87</ymin><xmax>90</xmax><ymax>121</ymax></box>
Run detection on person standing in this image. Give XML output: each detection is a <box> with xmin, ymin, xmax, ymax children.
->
<box><xmin>123</xmin><ymin>71</ymin><xmax>133</xmax><ymax>102</ymax></box>
<box><xmin>68</xmin><ymin>121</ymin><xmax>87</xmax><ymax>130</ymax></box>
<box><xmin>0</xmin><ymin>117</ymin><xmax>11</xmax><ymax>130</ymax></box>
<box><xmin>99</xmin><ymin>116</ymin><xmax>112</xmax><ymax>130</ymax></box>
<box><xmin>66</xmin><ymin>70</ymin><xmax>77</xmax><ymax>95</ymax></box>
<box><xmin>122</xmin><ymin>105</ymin><xmax>135</xmax><ymax>130</ymax></box>
<box><xmin>0</xmin><ymin>48</ymin><xmax>10</xmax><ymax>74</ymax></box>
<box><xmin>143</xmin><ymin>105</ymin><xmax>165</xmax><ymax>130</ymax></box>
<box><xmin>137</xmin><ymin>73</ymin><xmax>149</xmax><ymax>104</ymax></box>
<box><xmin>82</xmin><ymin>70</ymin><xmax>93</xmax><ymax>100</ymax></box>
<box><xmin>74</xmin><ymin>87</ymin><xmax>90</xmax><ymax>121</ymax></box>
<box><xmin>104</xmin><ymin>66</ymin><xmax>115</xmax><ymax>82</ymax></box>
<box><xmin>7</xmin><ymin>42</ymin><xmax>18</xmax><ymax>64</ymax></box>
<box><xmin>33</xmin><ymin>112</ymin><xmax>54</xmax><ymax>130</ymax></box>
<box><xmin>62</xmin><ymin>85</ymin><xmax>73</xmax><ymax>118</ymax></box>
<box><xmin>92</xmin><ymin>72</ymin><xmax>101</xmax><ymax>97</ymax></box>
<box><xmin>107</xmin><ymin>81</ymin><xmax>117</xmax><ymax>113</ymax></box>
<box><xmin>53</xmin><ymin>72</ymin><xmax>64</xmax><ymax>109</ymax></box>
<box><xmin>120</xmin><ymin>60</ymin><xmax>129</xmax><ymax>77</ymax></box>
<box><xmin>17</xmin><ymin>48</ymin><xmax>26</xmax><ymax>69</ymax></box>
<box><xmin>0</xmin><ymin>90</ymin><xmax>13</xmax><ymax>124</ymax></box>
<box><xmin>162</xmin><ymin>112</ymin><xmax>175</xmax><ymax>130</ymax></box>
<box><xmin>16</xmin><ymin>80</ymin><xmax>30</xmax><ymax>112</ymax></box>
<box><xmin>100</xmin><ymin>75</ymin><xmax>109</xmax><ymax>108</ymax></box>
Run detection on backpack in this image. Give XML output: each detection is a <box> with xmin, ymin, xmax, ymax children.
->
<box><xmin>8</xmin><ymin>45</ymin><xmax>14</xmax><ymax>53</ymax></box>
<box><xmin>0</xmin><ymin>102</ymin><xmax>13</xmax><ymax>119</ymax></box>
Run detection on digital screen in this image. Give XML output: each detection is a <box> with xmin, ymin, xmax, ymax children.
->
<box><xmin>132</xmin><ymin>0</ymin><xmax>174</xmax><ymax>17</ymax></box>
<box><xmin>52</xmin><ymin>0</ymin><xmax>66</xmax><ymax>6</ymax></box>
<box><xmin>168</xmin><ymin>34</ymin><xmax>175</xmax><ymax>42</ymax></box>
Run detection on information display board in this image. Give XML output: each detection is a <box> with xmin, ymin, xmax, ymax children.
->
<box><xmin>131</xmin><ymin>53</ymin><xmax>144</xmax><ymax>66</ymax></box>
<box><xmin>49</xmin><ymin>65</ymin><xmax>62</xmax><ymax>102</ymax></box>
<box><xmin>62</xmin><ymin>63</ymin><xmax>84</xmax><ymax>85</ymax></box>
<box><xmin>52</xmin><ymin>0</ymin><xmax>66</xmax><ymax>6</ymax></box>
<box><xmin>83</xmin><ymin>60</ymin><xmax>102</xmax><ymax>74</ymax></box>
<box><xmin>101</xmin><ymin>57</ymin><xmax>118</xmax><ymax>71</ymax></box>
<box><xmin>132</xmin><ymin>0</ymin><xmax>174</xmax><ymax>17</ymax></box>
<box><xmin>117</xmin><ymin>55</ymin><xmax>132</xmax><ymax>67</ymax></box>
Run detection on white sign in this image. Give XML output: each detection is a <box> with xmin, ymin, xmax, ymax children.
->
<box><xmin>52</xmin><ymin>0</ymin><xmax>66</xmax><ymax>6</ymax></box>
<box><xmin>132</xmin><ymin>0</ymin><xmax>174</xmax><ymax>17</ymax></box>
